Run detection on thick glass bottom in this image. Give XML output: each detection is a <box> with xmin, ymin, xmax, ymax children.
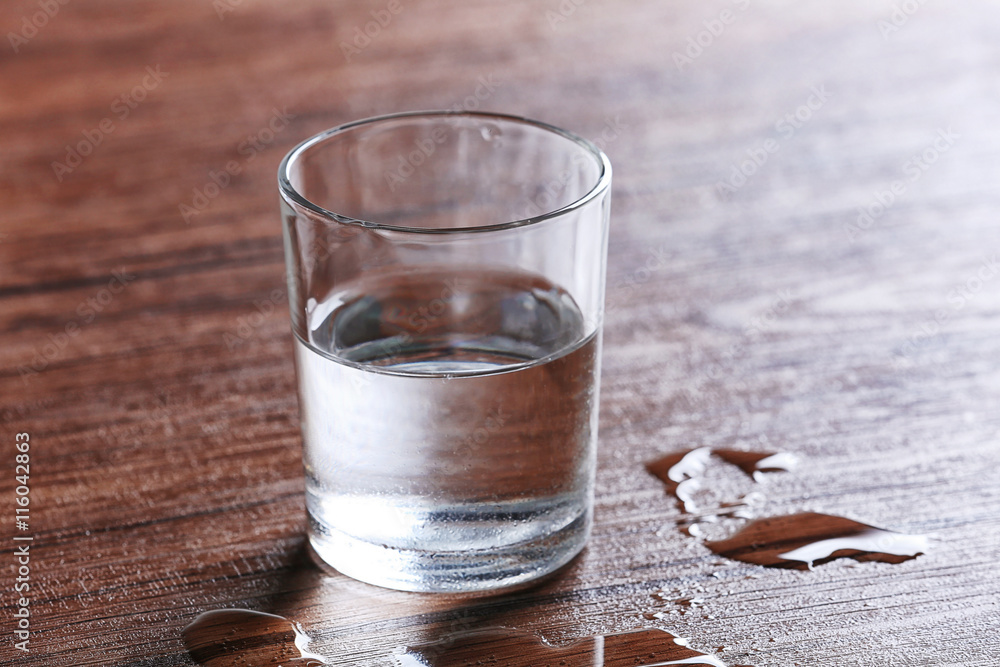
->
<box><xmin>307</xmin><ymin>506</ymin><xmax>590</xmax><ymax>593</ymax></box>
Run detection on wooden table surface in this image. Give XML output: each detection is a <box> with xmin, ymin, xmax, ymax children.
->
<box><xmin>2</xmin><ymin>1</ymin><xmax>999</xmax><ymax>665</ymax></box>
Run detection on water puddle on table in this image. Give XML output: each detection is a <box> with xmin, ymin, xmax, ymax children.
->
<box><xmin>645</xmin><ymin>448</ymin><xmax>796</xmax><ymax>512</ymax></box>
<box><xmin>645</xmin><ymin>447</ymin><xmax>714</xmax><ymax>512</ymax></box>
<box><xmin>645</xmin><ymin>450</ymin><xmax>928</xmax><ymax>568</ymax></box>
<box><xmin>182</xmin><ymin>608</ymin><xmax>327</xmax><ymax>666</ymax></box>
<box><xmin>705</xmin><ymin>512</ymin><xmax>929</xmax><ymax>569</ymax></box>
<box><xmin>396</xmin><ymin>627</ymin><xmax>752</xmax><ymax>667</ymax></box>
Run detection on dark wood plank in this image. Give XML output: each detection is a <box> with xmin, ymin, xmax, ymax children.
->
<box><xmin>2</xmin><ymin>0</ymin><xmax>1000</xmax><ymax>665</ymax></box>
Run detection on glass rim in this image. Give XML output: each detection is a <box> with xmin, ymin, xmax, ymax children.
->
<box><xmin>277</xmin><ymin>110</ymin><xmax>612</xmax><ymax>235</ymax></box>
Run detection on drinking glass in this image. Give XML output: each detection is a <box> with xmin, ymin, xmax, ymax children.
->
<box><xmin>278</xmin><ymin>111</ymin><xmax>612</xmax><ymax>592</ymax></box>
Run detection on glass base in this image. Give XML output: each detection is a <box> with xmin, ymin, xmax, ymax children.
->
<box><xmin>308</xmin><ymin>510</ymin><xmax>590</xmax><ymax>593</ymax></box>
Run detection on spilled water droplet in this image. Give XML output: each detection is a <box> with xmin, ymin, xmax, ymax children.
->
<box><xmin>712</xmin><ymin>450</ymin><xmax>797</xmax><ymax>481</ymax></box>
<box><xmin>645</xmin><ymin>448</ymin><xmax>794</xmax><ymax>512</ymax></box>
<box><xmin>182</xmin><ymin>609</ymin><xmax>327</xmax><ymax>667</ymax></box>
<box><xmin>704</xmin><ymin>512</ymin><xmax>929</xmax><ymax>569</ymax></box>
<box><xmin>644</xmin><ymin>448</ymin><xmax>712</xmax><ymax>511</ymax></box>
<box><xmin>396</xmin><ymin>627</ymin><xmax>750</xmax><ymax>666</ymax></box>
<box><xmin>677</xmin><ymin>597</ymin><xmax>705</xmax><ymax>607</ymax></box>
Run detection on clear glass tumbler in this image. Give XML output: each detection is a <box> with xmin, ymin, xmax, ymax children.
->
<box><xmin>278</xmin><ymin>111</ymin><xmax>612</xmax><ymax>592</ymax></box>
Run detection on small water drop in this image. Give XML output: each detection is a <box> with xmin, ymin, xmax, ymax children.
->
<box><xmin>645</xmin><ymin>448</ymin><xmax>712</xmax><ymax>511</ymax></box>
<box><xmin>480</xmin><ymin>124</ymin><xmax>502</xmax><ymax>141</ymax></box>
<box><xmin>713</xmin><ymin>450</ymin><xmax>797</xmax><ymax>477</ymax></box>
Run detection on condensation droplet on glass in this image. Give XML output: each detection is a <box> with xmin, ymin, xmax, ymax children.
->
<box><xmin>480</xmin><ymin>124</ymin><xmax>502</xmax><ymax>142</ymax></box>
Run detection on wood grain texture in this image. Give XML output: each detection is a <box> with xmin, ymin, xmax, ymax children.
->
<box><xmin>2</xmin><ymin>0</ymin><xmax>1000</xmax><ymax>665</ymax></box>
